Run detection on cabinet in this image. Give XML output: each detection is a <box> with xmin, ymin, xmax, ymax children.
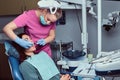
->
<box><xmin>0</xmin><ymin>43</ymin><xmax>12</xmax><ymax>80</ymax></box>
<box><xmin>0</xmin><ymin>0</ymin><xmax>23</xmax><ymax>16</ymax></box>
<box><xmin>24</xmin><ymin>0</ymin><xmax>39</xmax><ymax>11</ymax></box>
<box><xmin>0</xmin><ymin>0</ymin><xmax>39</xmax><ymax>16</ymax></box>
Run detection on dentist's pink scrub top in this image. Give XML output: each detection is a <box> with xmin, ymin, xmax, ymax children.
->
<box><xmin>13</xmin><ymin>10</ymin><xmax>56</xmax><ymax>57</ymax></box>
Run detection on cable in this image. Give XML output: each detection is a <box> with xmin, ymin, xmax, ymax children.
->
<box><xmin>74</xmin><ymin>4</ymin><xmax>82</xmax><ymax>33</ymax></box>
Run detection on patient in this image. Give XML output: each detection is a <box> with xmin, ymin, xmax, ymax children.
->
<box><xmin>12</xmin><ymin>33</ymin><xmax>70</xmax><ymax>80</ymax></box>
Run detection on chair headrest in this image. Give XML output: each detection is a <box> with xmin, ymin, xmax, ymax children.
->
<box><xmin>4</xmin><ymin>40</ymin><xmax>20</xmax><ymax>59</ymax></box>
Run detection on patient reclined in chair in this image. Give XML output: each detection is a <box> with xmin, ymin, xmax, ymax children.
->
<box><xmin>4</xmin><ymin>40</ymin><xmax>60</xmax><ymax>80</ymax></box>
<box><xmin>4</xmin><ymin>40</ymin><xmax>71</xmax><ymax>80</ymax></box>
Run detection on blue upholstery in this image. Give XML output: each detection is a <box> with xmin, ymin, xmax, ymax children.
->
<box><xmin>4</xmin><ymin>40</ymin><xmax>19</xmax><ymax>59</ymax></box>
<box><xmin>4</xmin><ymin>40</ymin><xmax>23</xmax><ymax>80</ymax></box>
<box><xmin>8</xmin><ymin>56</ymin><xmax>23</xmax><ymax>80</ymax></box>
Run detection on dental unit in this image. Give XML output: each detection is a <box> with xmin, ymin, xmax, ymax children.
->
<box><xmin>28</xmin><ymin>0</ymin><xmax>120</xmax><ymax>79</ymax></box>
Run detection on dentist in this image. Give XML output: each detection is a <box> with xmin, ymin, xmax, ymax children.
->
<box><xmin>3</xmin><ymin>0</ymin><xmax>62</xmax><ymax>57</ymax></box>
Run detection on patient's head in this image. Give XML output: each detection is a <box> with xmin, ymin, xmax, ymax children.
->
<box><xmin>12</xmin><ymin>33</ymin><xmax>36</xmax><ymax>62</ymax></box>
<box><xmin>21</xmin><ymin>33</ymin><xmax>36</xmax><ymax>54</ymax></box>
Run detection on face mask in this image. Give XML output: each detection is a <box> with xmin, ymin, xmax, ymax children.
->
<box><xmin>40</xmin><ymin>16</ymin><xmax>50</xmax><ymax>26</ymax></box>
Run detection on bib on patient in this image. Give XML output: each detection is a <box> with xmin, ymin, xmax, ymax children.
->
<box><xmin>25</xmin><ymin>51</ymin><xmax>59</xmax><ymax>80</ymax></box>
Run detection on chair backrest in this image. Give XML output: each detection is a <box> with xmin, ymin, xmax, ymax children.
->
<box><xmin>4</xmin><ymin>40</ymin><xmax>23</xmax><ymax>80</ymax></box>
<box><xmin>8</xmin><ymin>56</ymin><xmax>23</xmax><ymax>80</ymax></box>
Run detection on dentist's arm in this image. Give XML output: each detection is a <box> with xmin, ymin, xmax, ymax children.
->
<box><xmin>3</xmin><ymin>21</ymin><xmax>18</xmax><ymax>40</ymax></box>
<box><xmin>37</xmin><ymin>29</ymin><xmax>55</xmax><ymax>46</ymax></box>
<box><xmin>45</xmin><ymin>29</ymin><xmax>56</xmax><ymax>43</ymax></box>
<box><xmin>3</xmin><ymin>21</ymin><xmax>33</xmax><ymax>49</ymax></box>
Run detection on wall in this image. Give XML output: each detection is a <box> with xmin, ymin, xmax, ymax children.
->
<box><xmin>102</xmin><ymin>1</ymin><xmax>120</xmax><ymax>51</ymax></box>
<box><xmin>56</xmin><ymin>10</ymin><xmax>82</xmax><ymax>50</ymax></box>
<box><xmin>56</xmin><ymin>9</ymin><xmax>98</xmax><ymax>56</ymax></box>
<box><xmin>56</xmin><ymin>0</ymin><xmax>120</xmax><ymax>57</ymax></box>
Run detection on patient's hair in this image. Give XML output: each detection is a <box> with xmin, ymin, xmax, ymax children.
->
<box><xmin>12</xmin><ymin>33</ymin><xmax>27</xmax><ymax>62</ymax></box>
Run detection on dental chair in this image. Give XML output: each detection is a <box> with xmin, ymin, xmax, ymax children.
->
<box><xmin>4</xmin><ymin>40</ymin><xmax>23</xmax><ymax>80</ymax></box>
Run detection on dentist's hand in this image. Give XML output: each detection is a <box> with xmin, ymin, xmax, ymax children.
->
<box><xmin>14</xmin><ymin>37</ymin><xmax>33</xmax><ymax>49</ymax></box>
<box><xmin>36</xmin><ymin>39</ymin><xmax>46</xmax><ymax>46</ymax></box>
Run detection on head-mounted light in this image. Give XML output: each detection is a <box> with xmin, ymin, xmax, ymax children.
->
<box><xmin>37</xmin><ymin>0</ymin><xmax>61</xmax><ymax>14</ymax></box>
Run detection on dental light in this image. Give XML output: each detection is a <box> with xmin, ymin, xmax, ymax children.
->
<box><xmin>37</xmin><ymin>0</ymin><xmax>61</xmax><ymax>14</ymax></box>
<box><xmin>102</xmin><ymin>11</ymin><xmax>120</xmax><ymax>31</ymax></box>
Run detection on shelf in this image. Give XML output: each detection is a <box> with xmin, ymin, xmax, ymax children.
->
<box><xmin>59</xmin><ymin>0</ymin><xmax>93</xmax><ymax>9</ymax></box>
<box><xmin>60</xmin><ymin>2</ymin><xmax>82</xmax><ymax>9</ymax></box>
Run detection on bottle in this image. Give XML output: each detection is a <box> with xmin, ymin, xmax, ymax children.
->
<box><xmin>87</xmin><ymin>48</ymin><xmax>93</xmax><ymax>62</ymax></box>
